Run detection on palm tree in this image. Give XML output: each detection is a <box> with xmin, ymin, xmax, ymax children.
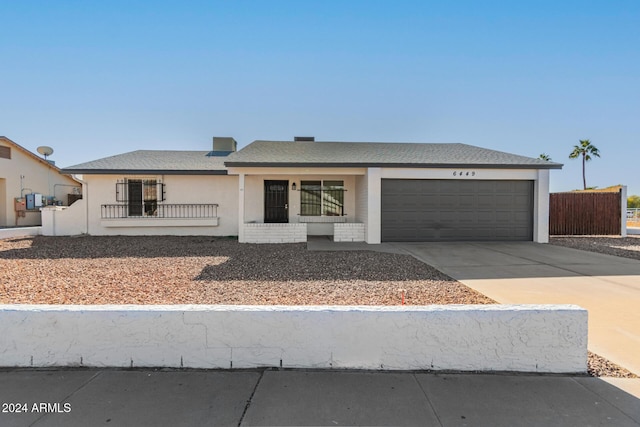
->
<box><xmin>539</xmin><ymin>153</ymin><xmax>552</xmax><ymax>161</ymax></box>
<box><xmin>569</xmin><ymin>139</ymin><xmax>600</xmax><ymax>190</ymax></box>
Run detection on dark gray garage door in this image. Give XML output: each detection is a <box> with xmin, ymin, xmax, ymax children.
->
<box><xmin>381</xmin><ymin>179</ymin><xmax>533</xmax><ymax>242</ymax></box>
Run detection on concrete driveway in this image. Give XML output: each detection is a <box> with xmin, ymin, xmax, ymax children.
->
<box><xmin>394</xmin><ymin>242</ymin><xmax>640</xmax><ymax>376</ymax></box>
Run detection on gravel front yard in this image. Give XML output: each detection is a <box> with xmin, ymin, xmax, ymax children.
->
<box><xmin>0</xmin><ymin>235</ymin><xmax>491</xmax><ymax>306</ymax></box>
<box><xmin>549</xmin><ymin>235</ymin><xmax>640</xmax><ymax>260</ymax></box>
<box><xmin>1</xmin><ymin>235</ymin><xmax>635</xmax><ymax>378</ymax></box>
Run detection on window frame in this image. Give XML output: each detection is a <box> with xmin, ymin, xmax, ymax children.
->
<box><xmin>0</xmin><ymin>145</ymin><xmax>10</xmax><ymax>159</ymax></box>
<box><xmin>300</xmin><ymin>180</ymin><xmax>345</xmax><ymax>217</ymax></box>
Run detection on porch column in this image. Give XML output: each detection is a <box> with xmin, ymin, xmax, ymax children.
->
<box><xmin>238</xmin><ymin>173</ymin><xmax>245</xmax><ymax>243</ymax></box>
<box><xmin>533</xmin><ymin>169</ymin><xmax>550</xmax><ymax>243</ymax></box>
<box><xmin>366</xmin><ymin>168</ymin><xmax>381</xmax><ymax>244</ymax></box>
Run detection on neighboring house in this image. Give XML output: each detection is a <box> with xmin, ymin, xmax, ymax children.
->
<box><xmin>61</xmin><ymin>137</ymin><xmax>563</xmax><ymax>243</ymax></box>
<box><xmin>0</xmin><ymin>136</ymin><xmax>82</xmax><ymax>227</ymax></box>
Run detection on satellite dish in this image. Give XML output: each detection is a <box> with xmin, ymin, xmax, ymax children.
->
<box><xmin>37</xmin><ymin>146</ymin><xmax>54</xmax><ymax>159</ymax></box>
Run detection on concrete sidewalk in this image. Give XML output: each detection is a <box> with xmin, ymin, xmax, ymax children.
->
<box><xmin>394</xmin><ymin>242</ymin><xmax>640</xmax><ymax>377</ymax></box>
<box><xmin>1</xmin><ymin>368</ymin><xmax>639</xmax><ymax>426</ymax></box>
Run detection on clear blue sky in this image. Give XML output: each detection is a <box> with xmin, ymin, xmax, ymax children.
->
<box><xmin>2</xmin><ymin>1</ymin><xmax>638</xmax><ymax>195</ymax></box>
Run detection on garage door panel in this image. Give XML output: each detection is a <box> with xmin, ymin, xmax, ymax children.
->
<box><xmin>477</xmin><ymin>199</ymin><xmax>496</xmax><ymax>209</ymax></box>
<box><xmin>513</xmin><ymin>211</ymin><xmax>531</xmax><ymax>222</ymax></box>
<box><xmin>381</xmin><ymin>179</ymin><xmax>533</xmax><ymax>242</ymax></box>
<box><xmin>495</xmin><ymin>194</ymin><xmax>515</xmax><ymax>206</ymax></box>
<box><xmin>513</xmin><ymin>181</ymin><xmax>532</xmax><ymax>191</ymax></box>
<box><xmin>439</xmin><ymin>181</ymin><xmax>460</xmax><ymax>192</ymax></box>
<box><xmin>514</xmin><ymin>195</ymin><xmax>532</xmax><ymax>205</ymax></box>
<box><xmin>458</xmin><ymin>211</ymin><xmax>476</xmax><ymax>222</ymax></box>
<box><xmin>494</xmin><ymin>181</ymin><xmax>516</xmax><ymax>191</ymax></box>
<box><xmin>477</xmin><ymin>211</ymin><xmax>497</xmax><ymax>222</ymax></box>
<box><xmin>457</xmin><ymin>181</ymin><xmax>477</xmax><ymax>191</ymax></box>
<box><xmin>495</xmin><ymin>211</ymin><xmax>513</xmax><ymax>221</ymax></box>
<box><xmin>437</xmin><ymin>195</ymin><xmax>457</xmax><ymax>208</ymax></box>
<box><xmin>416</xmin><ymin>195</ymin><xmax>437</xmax><ymax>205</ymax></box>
<box><xmin>494</xmin><ymin>228</ymin><xmax>515</xmax><ymax>238</ymax></box>
<box><xmin>458</xmin><ymin>195</ymin><xmax>476</xmax><ymax>208</ymax></box>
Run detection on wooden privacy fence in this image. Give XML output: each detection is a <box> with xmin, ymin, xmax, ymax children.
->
<box><xmin>549</xmin><ymin>191</ymin><xmax>621</xmax><ymax>235</ymax></box>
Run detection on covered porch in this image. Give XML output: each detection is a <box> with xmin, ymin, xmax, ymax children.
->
<box><xmin>231</xmin><ymin>167</ymin><xmax>375</xmax><ymax>244</ymax></box>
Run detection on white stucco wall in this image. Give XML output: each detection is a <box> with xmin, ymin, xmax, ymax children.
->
<box><xmin>534</xmin><ymin>169</ymin><xmax>550</xmax><ymax>243</ymax></box>
<box><xmin>366</xmin><ymin>168</ymin><xmax>382</xmax><ymax>243</ymax></box>
<box><xmin>0</xmin><ymin>304</ymin><xmax>587</xmax><ymax>373</ymax></box>
<box><xmin>41</xmin><ymin>199</ymin><xmax>88</xmax><ymax>236</ymax></box>
<box><xmin>83</xmin><ymin>174</ymin><xmax>238</xmax><ymax>236</ymax></box>
<box><xmin>0</xmin><ymin>138</ymin><xmax>80</xmax><ymax>227</ymax></box>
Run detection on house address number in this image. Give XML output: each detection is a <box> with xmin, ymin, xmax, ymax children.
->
<box><xmin>452</xmin><ymin>171</ymin><xmax>476</xmax><ymax>177</ymax></box>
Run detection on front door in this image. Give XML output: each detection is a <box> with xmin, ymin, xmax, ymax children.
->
<box><xmin>264</xmin><ymin>180</ymin><xmax>289</xmax><ymax>223</ymax></box>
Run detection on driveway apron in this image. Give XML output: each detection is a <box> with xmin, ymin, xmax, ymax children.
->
<box><xmin>394</xmin><ymin>242</ymin><xmax>640</xmax><ymax>377</ymax></box>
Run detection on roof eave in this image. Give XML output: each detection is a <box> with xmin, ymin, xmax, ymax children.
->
<box><xmin>224</xmin><ymin>162</ymin><xmax>563</xmax><ymax>170</ymax></box>
<box><xmin>61</xmin><ymin>169</ymin><xmax>229</xmax><ymax>175</ymax></box>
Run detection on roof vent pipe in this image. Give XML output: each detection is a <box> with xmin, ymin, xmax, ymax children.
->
<box><xmin>294</xmin><ymin>136</ymin><xmax>315</xmax><ymax>142</ymax></box>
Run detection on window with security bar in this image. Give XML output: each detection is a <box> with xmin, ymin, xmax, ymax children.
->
<box><xmin>300</xmin><ymin>180</ymin><xmax>344</xmax><ymax>216</ymax></box>
<box><xmin>115</xmin><ymin>179</ymin><xmax>165</xmax><ymax>217</ymax></box>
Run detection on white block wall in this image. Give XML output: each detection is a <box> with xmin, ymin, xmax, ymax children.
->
<box><xmin>0</xmin><ymin>226</ymin><xmax>41</xmax><ymax>240</ymax></box>
<box><xmin>243</xmin><ymin>223</ymin><xmax>307</xmax><ymax>243</ymax></box>
<box><xmin>41</xmin><ymin>201</ymin><xmax>88</xmax><ymax>236</ymax></box>
<box><xmin>334</xmin><ymin>223</ymin><xmax>366</xmax><ymax>242</ymax></box>
<box><xmin>0</xmin><ymin>304</ymin><xmax>588</xmax><ymax>373</ymax></box>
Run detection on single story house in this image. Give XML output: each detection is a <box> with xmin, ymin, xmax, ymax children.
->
<box><xmin>60</xmin><ymin>137</ymin><xmax>562</xmax><ymax>243</ymax></box>
<box><xmin>0</xmin><ymin>136</ymin><xmax>82</xmax><ymax>227</ymax></box>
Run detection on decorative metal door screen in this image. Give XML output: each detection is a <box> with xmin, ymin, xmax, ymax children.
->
<box><xmin>264</xmin><ymin>180</ymin><xmax>289</xmax><ymax>223</ymax></box>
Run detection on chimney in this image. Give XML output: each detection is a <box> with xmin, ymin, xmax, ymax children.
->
<box><xmin>294</xmin><ymin>136</ymin><xmax>315</xmax><ymax>142</ymax></box>
<box><xmin>212</xmin><ymin>137</ymin><xmax>237</xmax><ymax>152</ymax></box>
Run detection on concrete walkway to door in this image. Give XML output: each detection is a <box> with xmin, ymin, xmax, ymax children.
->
<box><xmin>393</xmin><ymin>242</ymin><xmax>640</xmax><ymax>378</ymax></box>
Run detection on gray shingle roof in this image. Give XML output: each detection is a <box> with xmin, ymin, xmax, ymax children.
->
<box><xmin>225</xmin><ymin>141</ymin><xmax>563</xmax><ymax>169</ymax></box>
<box><xmin>62</xmin><ymin>141</ymin><xmax>563</xmax><ymax>174</ymax></box>
<box><xmin>63</xmin><ymin>150</ymin><xmax>229</xmax><ymax>174</ymax></box>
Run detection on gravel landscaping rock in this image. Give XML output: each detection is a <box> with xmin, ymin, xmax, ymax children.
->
<box><xmin>0</xmin><ymin>236</ymin><xmax>492</xmax><ymax>306</ymax></box>
<box><xmin>550</xmin><ymin>235</ymin><xmax>640</xmax><ymax>260</ymax></box>
<box><xmin>588</xmin><ymin>352</ymin><xmax>638</xmax><ymax>378</ymax></box>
